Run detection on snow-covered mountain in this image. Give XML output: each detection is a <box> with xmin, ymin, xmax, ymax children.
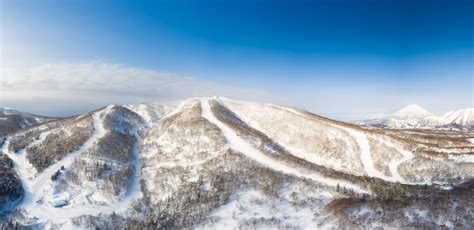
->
<box><xmin>0</xmin><ymin>107</ymin><xmax>26</xmax><ymax>116</ymax></box>
<box><xmin>444</xmin><ymin>108</ymin><xmax>474</xmax><ymax>128</ymax></box>
<box><xmin>0</xmin><ymin>106</ymin><xmax>56</xmax><ymax>135</ymax></box>
<box><xmin>358</xmin><ymin>105</ymin><xmax>474</xmax><ymax>130</ymax></box>
<box><xmin>0</xmin><ymin>98</ymin><xmax>473</xmax><ymax>229</ymax></box>
<box><xmin>393</xmin><ymin>104</ymin><xmax>434</xmax><ymax>119</ymax></box>
<box><xmin>420</xmin><ymin>116</ymin><xmax>451</xmax><ymax>127</ymax></box>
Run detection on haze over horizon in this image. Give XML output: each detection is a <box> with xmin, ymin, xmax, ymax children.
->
<box><xmin>1</xmin><ymin>0</ymin><xmax>472</xmax><ymax>120</ymax></box>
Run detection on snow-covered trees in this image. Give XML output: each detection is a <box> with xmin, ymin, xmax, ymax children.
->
<box><xmin>8</xmin><ymin>128</ymin><xmax>41</xmax><ymax>153</ymax></box>
<box><xmin>27</xmin><ymin>119</ymin><xmax>94</xmax><ymax>172</ymax></box>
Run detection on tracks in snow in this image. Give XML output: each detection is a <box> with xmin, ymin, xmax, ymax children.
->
<box><xmin>335</xmin><ymin>126</ymin><xmax>393</xmax><ymax>181</ymax></box>
<box><xmin>269</xmin><ymin>103</ymin><xmax>415</xmax><ymax>184</ymax></box>
<box><xmin>2</xmin><ymin>105</ymin><xmax>144</xmax><ymax>223</ymax></box>
<box><xmin>31</xmin><ymin>109</ymin><xmax>109</xmax><ymax>193</ymax></box>
<box><xmin>224</xmin><ymin>101</ymin><xmax>460</xmax><ymax>188</ymax></box>
<box><xmin>15</xmin><ymin>106</ymin><xmax>111</xmax><ymax>221</ymax></box>
<box><xmin>201</xmin><ymin>99</ymin><xmax>369</xmax><ymax>194</ymax></box>
<box><xmin>374</xmin><ymin>137</ymin><xmax>414</xmax><ymax>183</ymax></box>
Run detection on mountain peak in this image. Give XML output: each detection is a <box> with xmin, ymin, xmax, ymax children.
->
<box><xmin>393</xmin><ymin>104</ymin><xmax>434</xmax><ymax>119</ymax></box>
<box><xmin>0</xmin><ymin>106</ymin><xmax>26</xmax><ymax>116</ymax></box>
<box><xmin>443</xmin><ymin>108</ymin><xmax>474</xmax><ymax>126</ymax></box>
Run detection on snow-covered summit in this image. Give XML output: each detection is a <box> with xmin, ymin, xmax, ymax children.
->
<box><xmin>0</xmin><ymin>106</ymin><xmax>26</xmax><ymax>116</ymax></box>
<box><xmin>0</xmin><ymin>106</ymin><xmax>56</xmax><ymax>134</ymax></box>
<box><xmin>443</xmin><ymin>108</ymin><xmax>474</xmax><ymax>127</ymax></box>
<box><xmin>123</xmin><ymin>101</ymin><xmax>180</xmax><ymax>125</ymax></box>
<box><xmin>357</xmin><ymin>104</ymin><xmax>473</xmax><ymax>130</ymax></box>
<box><xmin>393</xmin><ymin>104</ymin><xmax>434</xmax><ymax>119</ymax></box>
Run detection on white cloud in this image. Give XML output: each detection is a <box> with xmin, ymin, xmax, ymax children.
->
<box><xmin>1</xmin><ymin>61</ymin><xmax>470</xmax><ymax>120</ymax></box>
<box><xmin>0</xmin><ymin>61</ymin><xmax>275</xmax><ymax>116</ymax></box>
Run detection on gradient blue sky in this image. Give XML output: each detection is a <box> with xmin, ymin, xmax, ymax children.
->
<box><xmin>1</xmin><ymin>0</ymin><xmax>473</xmax><ymax>119</ymax></box>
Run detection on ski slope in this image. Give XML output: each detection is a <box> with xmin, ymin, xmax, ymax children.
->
<box><xmin>268</xmin><ymin>103</ymin><xmax>459</xmax><ymax>187</ymax></box>
<box><xmin>268</xmin><ymin>103</ymin><xmax>392</xmax><ymax>181</ymax></box>
<box><xmin>1</xmin><ymin>105</ymin><xmax>145</xmax><ymax>225</ymax></box>
<box><xmin>201</xmin><ymin>99</ymin><xmax>369</xmax><ymax>194</ymax></box>
<box><xmin>335</xmin><ymin>126</ymin><xmax>392</xmax><ymax>181</ymax></box>
<box><xmin>31</xmin><ymin>106</ymin><xmax>111</xmax><ymax>196</ymax></box>
<box><xmin>269</xmin><ymin>102</ymin><xmax>410</xmax><ymax>183</ymax></box>
<box><xmin>374</xmin><ymin>137</ymin><xmax>414</xmax><ymax>183</ymax></box>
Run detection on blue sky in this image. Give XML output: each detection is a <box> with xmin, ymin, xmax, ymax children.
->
<box><xmin>1</xmin><ymin>0</ymin><xmax>472</xmax><ymax>119</ymax></box>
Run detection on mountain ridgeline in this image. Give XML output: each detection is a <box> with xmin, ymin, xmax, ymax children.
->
<box><xmin>357</xmin><ymin>104</ymin><xmax>474</xmax><ymax>130</ymax></box>
<box><xmin>0</xmin><ymin>98</ymin><xmax>473</xmax><ymax>229</ymax></box>
<box><xmin>0</xmin><ymin>106</ymin><xmax>56</xmax><ymax>136</ymax></box>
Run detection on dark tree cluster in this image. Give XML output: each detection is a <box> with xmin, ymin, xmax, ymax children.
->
<box><xmin>66</xmin><ymin>159</ymin><xmax>135</xmax><ymax>197</ymax></box>
<box><xmin>27</xmin><ymin>122</ymin><xmax>94</xmax><ymax>172</ymax></box>
<box><xmin>0</xmin><ymin>154</ymin><xmax>23</xmax><ymax>215</ymax></box>
<box><xmin>103</xmin><ymin>106</ymin><xmax>145</xmax><ymax>135</ymax></box>
<box><xmin>0</xmin><ymin>154</ymin><xmax>13</xmax><ymax>169</ymax></box>
<box><xmin>87</xmin><ymin>132</ymin><xmax>136</xmax><ymax>164</ymax></box>
<box><xmin>7</xmin><ymin>129</ymin><xmax>41</xmax><ymax>153</ymax></box>
<box><xmin>327</xmin><ymin>179</ymin><xmax>474</xmax><ymax>228</ymax></box>
<box><xmin>76</xmin><ymin>150</ymin><xmax>296</xmax><ymax>229</ymax></box>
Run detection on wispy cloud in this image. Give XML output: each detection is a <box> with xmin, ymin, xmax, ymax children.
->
<box><xmin>0</xmin><ymin>61</ymin><xmax>275</xmax><ymax>116</ymax></box>
<box><xmin>1</xmin><ymin>60</ymin><xmax>471</xmax><ymax>120</ymax></box>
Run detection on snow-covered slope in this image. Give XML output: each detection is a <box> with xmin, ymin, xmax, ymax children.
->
<box><xmin>0</xmin><ymin>106</ymin><xmax>56</xmax><ymax>135</ymax></box>
<box><xmin>123</xmin><ymin>101</ymin><xmax>180</xmax><ymax>125</ymax></box>
<box><xmin>444</xmin><ymin>108</ymin><xmax>474</xmax><ymax>127</ymax></box>
<box><xmin>420</xmin><ymin>116</ymin><xmax>451</xmax><ymax>127</ymax></box>
<box><xmin>0</xmin><ymin>98</ymin><xmax>473</xmax><ymax>229</ymax></box>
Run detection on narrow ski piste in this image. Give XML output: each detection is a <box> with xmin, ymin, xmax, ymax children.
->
<box><xmin>200</xmin><ymin>99</ymin><xmax>369</xmax><ymax>194</ymax></box>
<box><xmin>373</xmin><ymin>137</ymin><xmax>414</xmax><ymax>183</ymax></box>
<box><xmin>335</xmin><ymin>126</ymin><xmax>392</xmax><ymax>181</ymax></box>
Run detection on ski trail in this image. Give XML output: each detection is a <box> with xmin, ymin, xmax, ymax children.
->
<box><xmin>1</xmin><ymin>139</ymin><xmax>28</xmax><ymax>183</ymax></box>
<box><xmin>334</xmin><ymin>126</ymin><xmax>391</xmax><ymax>180</ymax></box>
<box><xmin>0</xmin><ymin>114</ymin><xmax>110</xmax><ymax>221</ymax></box>
<box><xmin>23</xmin><ymin>129</ymin><xmax>144</xmax><ymax>221</ymax></box>
<box><xmin>268</xmin><ymin>104</ymin><xmax>390</xmax><ymax>181</ymax></box>
<box><xmin>389</xmin><ymin>150</ymin><xmax>413</xmax><ymax>182</ymax></box>
<box><xmin>16</xmin><ymin>107</ymin><xmax>110</xmax><ymax>219</ymax></box>
<box><xmin>449</xmin><ymin>154</ymin><xmax>474</xmax><ymax>163</ymax></box>
<box><xmin>31</xmin><ymin>107</ymin><xmax>110</xmax><ymax>193</ymax></box>
<box><xmin>1</xmin><ymin>105</ymin><xmax>146</xmax><ymax>222</ymax></box>
<box><xmin>5</xmin><ymin>107</ymin><xmax>110</xmax><ymax>220</ymax></box>
<box><xmin>201</xmin><ymin>99</ymin><xmax>369</xmax><ymax>194</ymax></box>
<box><xmin>269</xmin><ymin>104</ymin><xmax>442</xmax><ymax>186</ymax></box>
<box><xmin>163</xmin><ymin>99</ymin><xmax>188</xmax><ymax>119</ymax></box>
<box><xmin>109</xmin><ymin>126</ymin><xmax>144</xmax><ymax>212</ymax></box>
<box><xmin>2</xmin><ymin>138</ymin><xmax>38</xmax><ymax>183</ymax></box>
<box><xmin>373</xmin><ymin>137</ymin><xmax>414</xmax><ymax>183</ymax></box>
<box><xmin>14</xmin><ymin>130</ymin><xmax>57</xmax><ymax>191</ymax></box>
<box><xmin>27</xmin><ymin>129</ymin><xmax>54</xmax><ymax>149</ymax></box>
